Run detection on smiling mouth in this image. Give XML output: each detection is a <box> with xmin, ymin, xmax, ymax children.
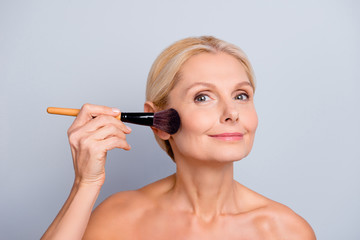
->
<box><xmin>209</xmin><ymin>133</ymin><xmax>244</xmax><ymax>141</ymax></box>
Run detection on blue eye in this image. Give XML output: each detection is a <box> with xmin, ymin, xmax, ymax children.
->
<box><xmin>194</xmin><ymin>94</ymin><xmax>210</xmax><ymax>102</ymax></box>
<box><xmin>235</xmin><ymin>93</ymin><xmax>249</xmax><ymax>101</ymax></box>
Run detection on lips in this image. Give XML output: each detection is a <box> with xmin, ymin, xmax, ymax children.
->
<box><xmin>209</xmin><ymin>133</ymin><xmax>244</xmax><ymax>141</ymax></box>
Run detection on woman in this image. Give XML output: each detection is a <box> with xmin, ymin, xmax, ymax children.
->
<box><xmin>42</xmin><ymin>36</ymin><xmax>316</xmax><ymax>239</ymax></box>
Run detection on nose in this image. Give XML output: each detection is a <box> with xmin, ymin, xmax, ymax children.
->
<box><xmin>220</xmin><ymin>101</ymin><xmax>239</xmax><ymax>124</ymax></box>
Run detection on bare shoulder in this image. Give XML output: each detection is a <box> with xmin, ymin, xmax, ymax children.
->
<box><xmin>82</xmin><ymin>190</ymin><xmax>146</xmax><ymax>239</ymax></box>
<box><xmin>261</xmin><ymin>200</ymin><xmax>316</xmax><ymax>240</ymax></box>
<box><xmin>236</xmin><ymin>183</ymin><xmax>316</xmax><ymax>239</ymax></box>
<box><xmin>83</xmin><ymin>175</ymin><xmax>175</xmax><ymax>240</ymax></box>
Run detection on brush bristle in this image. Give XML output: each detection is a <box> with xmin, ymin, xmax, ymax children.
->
<box><xmin>153</xmin><ymin>108</ymin><xmax>180</xmax><ymax>134</ymax></box>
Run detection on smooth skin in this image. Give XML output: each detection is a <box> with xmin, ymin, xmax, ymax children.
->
<box><xmin>42</xmin><ymin>53</ymin><xmax>316</xmax><ymax>240</ymax></box>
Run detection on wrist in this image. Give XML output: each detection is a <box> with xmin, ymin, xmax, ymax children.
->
<box><xmin>73</xmin><ymin>178</ymin><xmax>103</xmax><ymax>191</ymax></box>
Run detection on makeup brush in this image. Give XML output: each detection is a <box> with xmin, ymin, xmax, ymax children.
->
<box><xmin>47</xmin><ymin>107</ymin><xmax>181</xmax><ymax>134</ymax></box>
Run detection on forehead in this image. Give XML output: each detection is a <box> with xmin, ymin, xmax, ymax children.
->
<box><xmin>176</xmin><ymin>52</ymin><xmax>250</xmax><ymax>87</ymax></box>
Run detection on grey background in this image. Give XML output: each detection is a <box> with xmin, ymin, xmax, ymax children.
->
<box><xmin>1</xmin><ymin>0</ymin><xmax>359</xmax><ymax>239</ymax></box>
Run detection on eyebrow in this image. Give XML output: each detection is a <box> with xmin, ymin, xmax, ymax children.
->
<box><xmin>185</xmin><ymin>81</ymin><xmax>252</xmax><ymax>93</ymax></box>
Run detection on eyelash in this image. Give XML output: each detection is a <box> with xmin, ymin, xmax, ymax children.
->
<box><xmin>194</xmin><ymin>94</ymin><xmax>211</xmax><ymax>102</ymax></box>
<box><xmin>194</xmin><ymin>92</ymin><xmax>249</xmax><ymax>102</ymax></box>
<box><xmin>234</xmin><ymin>93</ymin><xmax>249</xmax><ymax>101</ymax></box>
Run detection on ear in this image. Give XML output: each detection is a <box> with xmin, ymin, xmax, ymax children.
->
<box><xmin>144</xmin><ymin>101</ymin><xmax>171</xmax><ymax>140</ymax></box>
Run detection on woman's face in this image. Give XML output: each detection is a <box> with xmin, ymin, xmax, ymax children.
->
<box><xmin>167</xmin><ymin>52</ymin><xmax>258</xmax><ymax>163</ymax></box>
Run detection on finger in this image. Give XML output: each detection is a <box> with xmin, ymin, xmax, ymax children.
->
<box><xmin>71</xmin><ymin>103</ymin><xmax>121</xmax><ymax>130</ymax></box>
<box><xmin>98</xmin><ymin>136</ymin><xmax>131</xmax><ymax>151</ymax></box>
<box><xmin>68</xmin><ymin>115</ymin><xmax>131</xmax><ymax>151</ymax></box>
<box><xmin>91</xmin><ymin>123</ymin><xmax>129</xmax><ymax>142</ymax></box>
<box><xmin>82</xmin><ymin>115</ymin><xmax>132</xmax><ymax>135</ymax></box>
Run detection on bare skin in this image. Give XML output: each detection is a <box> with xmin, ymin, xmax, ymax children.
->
<box><xmin>42</xmin><ymin>52</ymin><xmax>316</xmax><ymax>240</ymax></box>
<box><xmin>84</xmin><ymin>175</ymin><xmax>315</xmax><ymax>240</ymax></box>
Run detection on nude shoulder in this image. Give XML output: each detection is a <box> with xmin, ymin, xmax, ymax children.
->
<box><xmin>253</xmin><ymin>198</ymin><xmax>315</xmax><ymax>238</ymax></box>
<box><xmin>235</xmin><ymin>183</ymin><xmax>316</xmax><ymax>239</ymax></box>
<box><xmin>83</xmin><ymin>175</ymin><xmax>174</xmax><ymax>239</ymax></box>
<box><xmin>82</xmin><ymin>190</ymin><xmax>146</xmax><ymax>239</ymax></box>
<box><xmin>264</xmin><ymin>201</ymin><xmax>316</xmax><ymax>239</ymax></box>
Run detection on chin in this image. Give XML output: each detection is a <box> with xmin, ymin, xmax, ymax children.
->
<box><xmin>172</xmin><ymin>139</ymin><xmax>253</xmax><ymax>164</ymax></box>
<box><xmin>202</xmin><ymin>148</ymin><xmax>251</xmax><ymax>163</ymax></box>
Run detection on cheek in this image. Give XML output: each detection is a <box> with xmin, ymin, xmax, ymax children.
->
<box><xmin>170</xmin><ymin>108</ymin><xmax>216</xmax><ymax>159</ymax></box>
<box><xmin>179</xmin><ymin>108</ymin><xmax>216</xmax><ymax>135</ymax></box>
<box><xmin>241</xmin><ymin>107</ymin><xmax>258</xmax><ymax>136</ymax></box>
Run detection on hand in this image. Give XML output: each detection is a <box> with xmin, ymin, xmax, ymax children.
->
<box><xmin>67</xmin><ymin>103</ymin><xmax>132</xmax><ymax>187</ymax></box>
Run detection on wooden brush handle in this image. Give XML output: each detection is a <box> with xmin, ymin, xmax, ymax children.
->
<box><xmin>47</xmin><ymin>107</ymin><xmax>121</xmax><ymax>120</ymax></box>
<box><xmin>47</xmin><ymin>107</ymin><xmax>80</xmax><ymax>116</ymax></box>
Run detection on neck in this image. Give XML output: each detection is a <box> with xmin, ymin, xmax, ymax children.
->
<box><xmin>170</xmin><ymin>157</ymin><xmax>239</xmax><ymax>222</ymax></box>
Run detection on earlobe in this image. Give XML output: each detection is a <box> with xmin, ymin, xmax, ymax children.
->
<box><xmin>144</xmin><ymin>101</ymin><xmax>171</xmax><ymax>140</ymax></box>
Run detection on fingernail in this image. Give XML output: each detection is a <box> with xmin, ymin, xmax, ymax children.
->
<box><xmin>126</xmin><ymin>125</ymin><xmax>132</xmax><ymax>131</ymax></box>
<box><xmin>112</xmin><ymin>108</ymin><xmax>120</xmax><ymax>113</ymax></box>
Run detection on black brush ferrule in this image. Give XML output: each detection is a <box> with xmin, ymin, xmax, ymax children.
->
<box><xmin>120</xmin><ymin>112</ymin><xmax>154</xmax><ymax>126</ymax></box>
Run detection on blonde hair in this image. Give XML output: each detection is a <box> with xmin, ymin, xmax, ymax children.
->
<box><xmin>146</xmin><ymin>36</ymin><xmax>256</xmax><ymax>161</ymax></box>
